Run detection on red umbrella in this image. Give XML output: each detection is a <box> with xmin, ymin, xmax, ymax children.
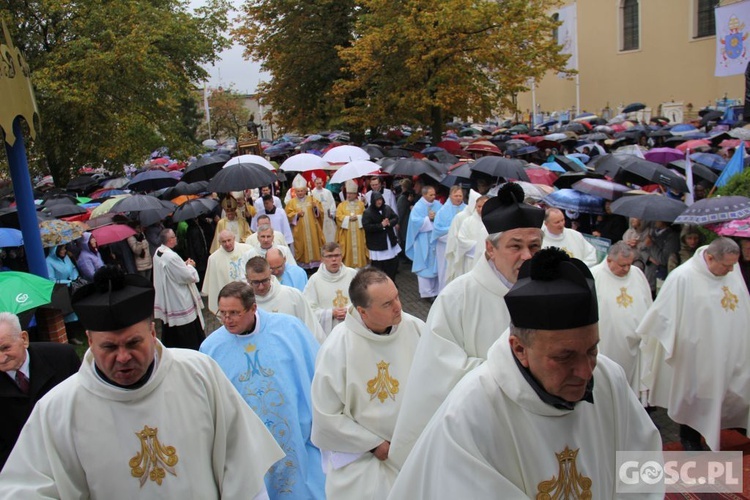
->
<box><xmin>525</xmin><ymin>167</ymin><xmax>559</xmax><ymax>186</ymax></box>
<box><xmin>676</xmin><ymin>139</ymin><xmax>710</xmax><ymax>152</ymax></box>
<box><xmin>91</xmin><ymin>224</ymin><xmax>137</xmax><ymax>246</ymax></box>
<box><xmin>465</xmin><ymin>140</ymin><xmax>501</xmax><ymax>155</ymax></box>
<box><xmin>436</xmin><ymin>140</ymin><xmax>462</xmax><ymax>154</ymax></box>
<box><xmin>708</xmin><ymin>217</ymin><xmax>750</xmax><ymax>238</ymax></box>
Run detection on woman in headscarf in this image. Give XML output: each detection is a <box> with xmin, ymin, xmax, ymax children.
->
<box><xmin>362</xmin><ymin>191</ymin><xmax>400</xmax><ymax>280</ymax></box>
<box><xmin>622</xmin><ymin>217</ymin><xmax>651</xmax><ymax>271</ymax></box>
<box><xmin>667</xmin><ymin>225</ymin><xmax>704</xmax><ymax>273</ymax></box>
<box><xmin>76</xmin><ymin>233</ymin><xmax>104</xmax><ymax>282</ymax></box>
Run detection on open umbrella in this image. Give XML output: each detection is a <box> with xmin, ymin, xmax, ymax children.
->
<box><xmin>553</xmin><ymin>155</ymin><xmax>587</xmax><ymax>173</ymax></box>
<box><xmin>42</xmin><ymin>204</ymin><xmax>88</xmax><ymax>218</ymax></box>
<box><xmin>553</xmin><ymin>171</ymin><xmax>605</xmax><ymax>189</ymax></box>
<box><xmin>128</xmin><ymin>170</ymin><xmax>180</xmax><ymax>192</ymax></box>
<box><xmin>667</xmin><ymin>160</ymin><xmax>719</xmax><ymax>184</ymax></box>
<box><xmin>674</xmin><ymin>196</ymin><xmax>750</xmax><ymax>225</ymax></box>
<box><xmin>469</xmin><ymin>156</ymin><xmax>529</xmax><ymax>181</ymax></box>
<box><xmin>708</xmin><ymin>216</ymin><xmax>750</xmax><ymax>237</ymax></box>
<box><xmin>610</xmin><ymin>194</ymin><xmax>687</xmax><ymax>222</ymax></box>
<box><xmin>91</xmin><ymin>224</ymin><xmax>137</xmax><ymax>246</ymax></box>
<box><xmin>113</xmin><ymin>194</ymin><xmax>175</xmax><ymax>213</ymax></box>
<box><xmin>643</xmin><ymin>147</ymin><xmax>685</xmax><ymax>165</ymax></box>
<box><xmin>100</xmin><ymin>177</ymin><xmax>130</xmax><ymax>189</ymax></box>
<box><xmin>524</xmin><ymin>167</ymin><xmax>559</xmax><ymax>186</ymax></box>
<box><xmin>689</xmin><ymin>153</ymin><xmax>727</xmax><ymax>171</ymax></box>
<box><xmin>622</xmin><ymin>102</ymin><xmax>646</xmax><ymax>114</ymax></box>
<box><xmin>382</xmin><ymin>158</ymin><xmax>435</xmax><ymax>177</ymax></box>
<box><xmin>322</xmin><ymin>145</ymin><xmax>370</xmax><ymax>164</ymax></box>
<box><xmin>592</xmin><ymin>154</ymin><xmax>689</xmax><ymax>192</ymax></box>
<box><xmin>181</xmin><ymin>154</ymin><xmax>231</xmax><ymax>183</ymax></box>
<box><xmin>0</xmin><ymin>228</ymin><xmax>23</xmax><ymax>247</ymax></box>
<box><xmin>172</xmin><ymin>197</ymin><xmax>220</xmax><ymax>223</ymax></box>
<box><xmin>675</xmin><ymin>139</ymin><xmax>710</xmax><ymax>152</ymax></box>
<box><xmin>542</xmin><ymin>189</ymin><xmax>606</xmax><ymax>215</ymax></box>
<box><xmin>572</xmin><ymin>178</ymin><xmax>630</xmax><ymax>200</ymax></box>
<box><xmin>39</xmin><ymin>219</ymin><xmax>86</xmax><ymax>248</ymax></box>
<box><xmin>207</xmin><ymin>163</ymin><xmax>278</xmax><ymax>193</ymax></box>
<box><xmin>224</xmin><ymin>154</ymin><xmax>275</xmax><ymax>171</ymax></box>
<box><xmin>0</xmin><ymin>271</ymin><xmax>55</xmax><ymax>314</ymax></box>
<box><xmin>330</xmin><ymin>160</ymin><xmax>381</xmax><ymax>184</ymax></box>
<box><xmin>66</xmin><ymin>175</ymin><xmax>98</xmax><ymax>193</ymax></box>
<box><xmin>280</xmin><ymin>153</ymin><xmax>331</xmax><ymax>172</ymax></box>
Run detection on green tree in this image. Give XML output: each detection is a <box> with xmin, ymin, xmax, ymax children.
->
<box><xmin>335</xmin><ymin>0</ymin><xmax>570</xmax><ymax>143</ymax></box>
<box><xmin>233</xmin><ymin>0</ymin><xmax>356</xmax><ymax>133</ymax></box>
<box><xmin>205</xmin><ymin>87</ymin><xmax>250</xmax><ymax>142</ymax></box>
<box><xmin>3</xmin><ymin>0</ymin><xmax>230</xmax><ymax>184</ymax></box>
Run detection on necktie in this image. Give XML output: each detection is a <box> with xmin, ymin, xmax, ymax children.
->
<box><xmin>15</xmin><ymin>370</ymin><xmax>29</xmax><ymax>394</ymax></box>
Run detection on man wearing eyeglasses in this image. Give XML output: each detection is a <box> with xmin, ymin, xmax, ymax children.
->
<box><xmin>243</xmin><ymin>224</ymin><xmax>297</xmax><ymax>266</ymax></box>
<box><xmin>303</xmin><ymin>242</ymin><xmax>358</xmax><ymax>336</ymax></box>
<box><xmin>200</xmin><ymin>281</ymin><xmax>325</xmax><ymax>500</ymax></box>
<box><xmin>246</xmin><ymin>257</ymin><xmax>325</xmax><ymax>344</ymax></box>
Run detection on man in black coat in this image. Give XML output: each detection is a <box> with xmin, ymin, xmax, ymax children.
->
<box><xmin>0</xmin><ymin>312</ymin><xmax>80</xmax><ymax>470</ymax></box>
<box><xmin>363</xmin><ymin>191</ymin><xmax>401</xmax><ymax>280</ymax></box>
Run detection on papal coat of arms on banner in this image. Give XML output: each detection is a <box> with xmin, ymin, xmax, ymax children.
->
<box><xmin>721</xmin><ymin>16</ymin><xmax>749</xmax><ymax>65</ymax></box>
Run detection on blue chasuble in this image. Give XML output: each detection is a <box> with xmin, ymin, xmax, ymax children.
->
<box><xmin>405</xmin><ymin>197</ymin><xmax>443</xmax><ymax>278</ymax></box>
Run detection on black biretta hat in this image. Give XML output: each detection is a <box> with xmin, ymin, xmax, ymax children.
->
<box><xmin>481</xmin><ymin>183</ymin><xmax>545</xmax><ymax>234</ymax></box>
<box><xmin>504</xmin><ymin>247</ymin><xmax>598</xmax><ymax>330</ymax></box>
<box><xmin>72</xmin><ymin>266</ymin><xmax>155</xmax><ymax>331</ymax></box>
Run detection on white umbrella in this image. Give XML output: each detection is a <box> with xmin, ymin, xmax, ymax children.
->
<box><xmin>728</xmin><ymin>127</ymin><xmax>750</xmax><ymax>141</ymax></box>
<box><xmin>543</xmin><ymin>133</ymin><xmax>568</xmax><ymax>142</ymax></box>
<box><xmin>613</xmin><ymin>144</ymin><xmax>647</xmax><ymax>159</ymax></box>
<box><xmin>280</xmin><ymin>153</ymin><xmax>330</xmax><ymax>172</ymax></box>
<box><xmin>223</xmin><ymin>155</ymin><xmax>275</xmax><ymax>171</ymax></box>
<box><xmin>322</xmin><ymin>145</ymin><xmax>370</xmax><ymax>165</ymax></box>
<box><xmin>329</xmin><ymin>160</ymin><xmax>381</xmax><ymax>184</ymax></box>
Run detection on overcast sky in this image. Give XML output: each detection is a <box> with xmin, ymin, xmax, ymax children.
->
<box><xmin>191</xmin><ymin>0</ymin><xmax>269</xmax><ymax>94</ymax></box>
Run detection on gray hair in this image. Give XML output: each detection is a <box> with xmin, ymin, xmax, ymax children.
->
<box><xmin>0</xmin><ymin>312</ymin><xmax>22</xmax><ymax>338</ymax></box>
<box><xmin>607</xmin><ymin>241</ymin><xmax>635</xmax><ymax>259</ymax></box>
<box><xmin>421</xmin><ymin>185</ymin><xmax>435</xmax><ymax>196</ymax></box>
<box><xmin>706</xmin><ymin>237</ymin><xmax>740</xmax><ymax>259</ymax></box>
<box><xmin>257</xmin><ymin>223</ymin><xmax>272</xmax><ymax>234</ymax></box>
<box><xmin>159</xmin><ymin>228</ymin><xmax>174</xmax><ymax>244</ymax></box>
<box><xmin>509</xmin><ymin>323</ymin><xmax>536</xmax><ymax>346</ymax></box>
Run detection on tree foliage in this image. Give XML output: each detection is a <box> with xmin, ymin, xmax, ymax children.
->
<box><xmin>233</xmin><ymin>0</ymin><xmax>356</xmax><ymax>133</ymax></box>
<box><xmin>334</xmin><ymin>0</ymin><xmax>570</xmax><ymax>142</ymax></box>
<box><xmin>3</xmin><ymin>0</ymin><xmax>230</xmax><ymax>184</ymax></box>
<box><xmin>205</xmin><ymin>87</ymin><xmax>251</xmax><ymax>141</ymax></box>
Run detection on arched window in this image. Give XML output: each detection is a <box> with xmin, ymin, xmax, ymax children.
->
<box><xmin>552</xmin><ymin>13</ymin><xmax>560</xmax><ymax>44</ymax></box>
<box><xmin>696</xmin><ymin>0</ymin><xmax>719</xmax><ymax>38</ymax></box>
<box><xmin>622</xmin><ymin>0</ymin><xmax>639</xmax><ymax>51</ymax></box>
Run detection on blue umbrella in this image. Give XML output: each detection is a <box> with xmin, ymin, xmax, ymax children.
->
<box><xmin>541</xmin><ymin>162</ymin><xmax>566</xmax><ymax>173</ymax></box>
<box><xmin>0</xmin><ymin>228</ymin><xmax>23</xmax><ymax>247</ymax></box>
<box><xmin>689</xmin><ymin>152</ymin><xmax>727</xmax><ymax>171</ymax></box>
<box><xmin>542</xmin><ymin>189</ymin><xmax>606</xmax><ymax>215</ymax></box>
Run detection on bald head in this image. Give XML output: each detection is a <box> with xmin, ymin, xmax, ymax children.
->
<box><xmin>266</xmin><ymin>248</ymin><xmax>286</xmax><ymax>277</ymax></box>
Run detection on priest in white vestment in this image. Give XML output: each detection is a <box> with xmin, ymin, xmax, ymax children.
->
<box><xmin>253</xmin><ymin>185</ymin><xmax>283</xmax><ymax>213</ymax></box>
<box><xmin>542</xmin><ymin>207</ymin><xmax>598</xmax><ymax>267</ymax></box>
<box><xmin>0</xmin><ymin>267</ymin><xmax>283</xmax><ymax>499</ymax></box>
<box><xmin>443</xmin><ymin>189</ymin><xmax>479</xmax><ymax>283</ymax></box>
<box><xmin>244</xmin><ymin>223</ymin><xmax>297</xmax><ymax>265</ymax></box>
<box><xmin>202</xmin><ymin>230</ymin><xmax>252</xmax><ymax>314</ymax></box>
<box><xmin>389</xmin><ymin>184</ymin><xmax>545</xmax><ymax>467</ymax></box>
<box><xmin>389</xmin><ymin>249</ymin><xmax>662</xmax><ymax>499</ymax></box>
<box><xmin>639</xmin><ymin>238</ymin><xmax>750</xmax><ymax>451</ymax></box>
<box><xmin>251</xmin><ymin>197</ymin><xmax>294</xmax><ymax>248</ymax></box>
<box><xmin>311</xmin><ymin>268</ymin><xmax>423</xmax><ymax>500</ymax></box>
<box><xmin>445</xmin><ymin>194</ymin><xmax>489</xmax><ymax>283</ymax></box>
<box><xmin>311</xmin><ymin>176</ymin><xmax>338</xmax><ymax>243</ymax></box>
<box><xmin>303</xmin><ymin>242</ymin><xmax>358</xmax><ymax>336</ymax></box>
<box><xmin>590</xmin><ymin>241</ymin><xmax>652</xmax><ymax>396</ymax></box>
<box><xmin>246</xmin><ymin>257</ymin><xmax>326</xmax><ymax>344</ymax></box>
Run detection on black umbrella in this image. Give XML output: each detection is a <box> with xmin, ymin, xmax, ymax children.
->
<box><xmin>649</xmin><ymin>129</ymin><xmax>673</xmax><ymax>138</ymax></box>
<box><xmin>384</xmin><ymin>147</ymin><xmax>416</xmax><ymax>158</ymax></box>
<box><xmin>610</xmin><ymin>194</ymin><xmax>687</xmax><ymax>222</ymax></box>
<box><xmin>553</xmin><ymin>155</ymin><xmax>587</xmax><ymax>173</ymax></box>
<box><xmin>426</xmin><ymin>150</ymin><xmax>459</xmax><ymax>164</ymax></box>
<box><xmin>700</xmin><ymin>110</ymin><xmax>723</xmax><ymax>126</ymax></box>
<box><xmin>207</xmin><ymin>163</ymin><xmax>278</xmax><ymax>193</ymax></box>
<box><xmin>41</xmin><ymin>204</ymin><xmax>88</xmax><ymax>218</ymax></box>
<box><xmin>622</xmin><ymin>102</ymin><xmax>646</xmax><ymax>114</ymax></box>
<box><xmin>128</xmin><ymin>170</ymin><xmax>179</xmax><ymax>192</ymax></box>
<box><xmin>172</xmin><ymin>198</ymin><xmax>220</xmax><ymax>223</ymax></box>
<box><xmin>66</xmin><ymin>175</ymin><xmax>98</xmax><ymax>193</ymax></box>
<box><xmin>42</xmin><ymin>196</ymin><xmax>78</xmax><ymax>207</ymax></box>
<box><xmin>0</xmin><ymin>207</ymin><xmax>54</xmax><ymax>229</ymax></box>
<box><xmin>159</xmin><ymin>181</ymin><xmax>210</xmax><ymax>200</ymax></box>
<box><xmin>382</xmin><ymin>158</ymin><xmax>435</xmax><ymax>176</ymax></box>
<box><xmin>469</xmin><ymin>156</ymin><xmax>529</xmax><ymax>181</ymax></box>
<box><xmin>181</xmin><ymin>154</ymin><xmax>231</xmax><ymax>184</ymax></box>
<box><xmin>561</xmin><ymin>123</ymin><xmax>587</xmax><ymax>134</ymax></box>
<box><xmin>553</xmin><ymin>171</ymin><xmax>604</xmax><ymax>189</ymax></box>
<box><xmin>363</xmin><ymin>144</ymin><xmax>385</xmax><ymax>159</ymax></box>
<box><xmin>591</xmin><ymin>154</ymin><xmax>689</xmax><ymax>192</ymax></box>
<box><xmin>113</xmin><ymin>194</ymin><xmax>176</xmax><ymax>213</ymax></box>
<box><xmin>667</xmin><ymin>160</ymin><xmax>719</xmax><ymax>184</ymax></box>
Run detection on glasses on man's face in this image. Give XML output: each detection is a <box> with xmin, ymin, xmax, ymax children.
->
<box><xmin>248</xmin><ymin>277</ymin><xmax>272</xmax><ymax>287</ymax></box>
<box><xmin>216</xmin><ymin>309</ymin><xmax>247</xmax><ymax>321</ymax></box>
<box><xmin>323</xmin><ymin>253</ymin><xmax>343</xmax><ymax>260</ymax></box>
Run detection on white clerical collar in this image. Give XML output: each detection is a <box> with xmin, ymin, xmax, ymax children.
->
<box><xmin>5</xmin><ymin>349</ymin><xmax>30</xmax><ymax>381</ymax></box>
<box><xmin>238</xmin><ymin>313</ymin><xmax>261</xmax><ymax>336</ymax></box>
<box><xmin>487</xmin><ymin>258</ymin><xmax>515</xmax><ymax>290</ymax></box>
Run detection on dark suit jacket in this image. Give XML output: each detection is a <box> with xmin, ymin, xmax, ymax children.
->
<box><xmin>0</xmin><ymin>342</ymin><xmax>80</xmax><ymax>470</ymax></box>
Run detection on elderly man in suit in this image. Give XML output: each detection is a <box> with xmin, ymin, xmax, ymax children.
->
<box><xmin>0</xmin><ymin>312</ymin><xmax>80</xmax><ymax>470</ymax></box>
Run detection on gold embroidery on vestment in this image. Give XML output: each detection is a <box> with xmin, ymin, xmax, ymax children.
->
<box><xmin>721</xmin><ymin>286</ymin><xmax>738</xmax><ymax>311</ymax></box>
<box><xmin>129</xmin><ymin>425</ymin><xmax>178</xmax><ymax>487</ymax></box>
<box><xmin>332</xmin><ymin>289</ymin><xmax>348</xmax><ymax>308</ymax></box>
<box><xmin>536</xmin><ymin>446</ymin><xmax>592</xmax><ymax>500</ymax></box>
<box><xmin>367</xmin><ymin>360</ymin><xmax>399</xmax><ymax>403</ymax></box>
<box><xmin>616</xmin><ymin>287</ymin><xmax>633</xmax><ymax>308</ymax></box>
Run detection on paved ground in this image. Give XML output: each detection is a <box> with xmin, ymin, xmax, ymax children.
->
<box><xmin>199</xmin><ymin>257</ymin><xmax>680</xmax><ymax>447</ymax></box>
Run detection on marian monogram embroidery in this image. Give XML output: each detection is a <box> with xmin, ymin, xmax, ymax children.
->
<box><xmin>616</xmin><ymin>287</ymin><xmax>633</xmax><ymax>308</ymax></box>
<box><xmin>367</xmin><ymin>360</ymin><xmax>399</xmax><ymax>403</ymax></box>
<box><xmin>332</xmin><ymin>289</ymin><xmax>349</xmax><ymax>308</ymax></box>
<box><xmin>239</xmin><ymin>344</ymin><xmax>275</xmax><ymax>379</ymax></box>
<box><xmin>721</xmin><ymin>286</ymin><xmax>739</xmax><ymax>311</ymax></box>
<box><xmin>129</xmin><ymin>426</ymin><xmax>178</xmax><ymax>487</ymax></box>
<box><xmin>537</xmin><ymin>446</ymin><xmax>592</xmax><ymax>500</ymax></box>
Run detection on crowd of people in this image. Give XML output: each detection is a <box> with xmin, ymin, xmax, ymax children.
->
<box><xmin>1</xmin><ymin>136</ymin><xmax>750</xmax><ymax>496</ymax></box>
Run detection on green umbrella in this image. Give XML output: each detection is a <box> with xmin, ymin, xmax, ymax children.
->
<box><xmin>0</xmin><ymin>271</ymin><xmax>55</xmax><ymax>314</ymax></box>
